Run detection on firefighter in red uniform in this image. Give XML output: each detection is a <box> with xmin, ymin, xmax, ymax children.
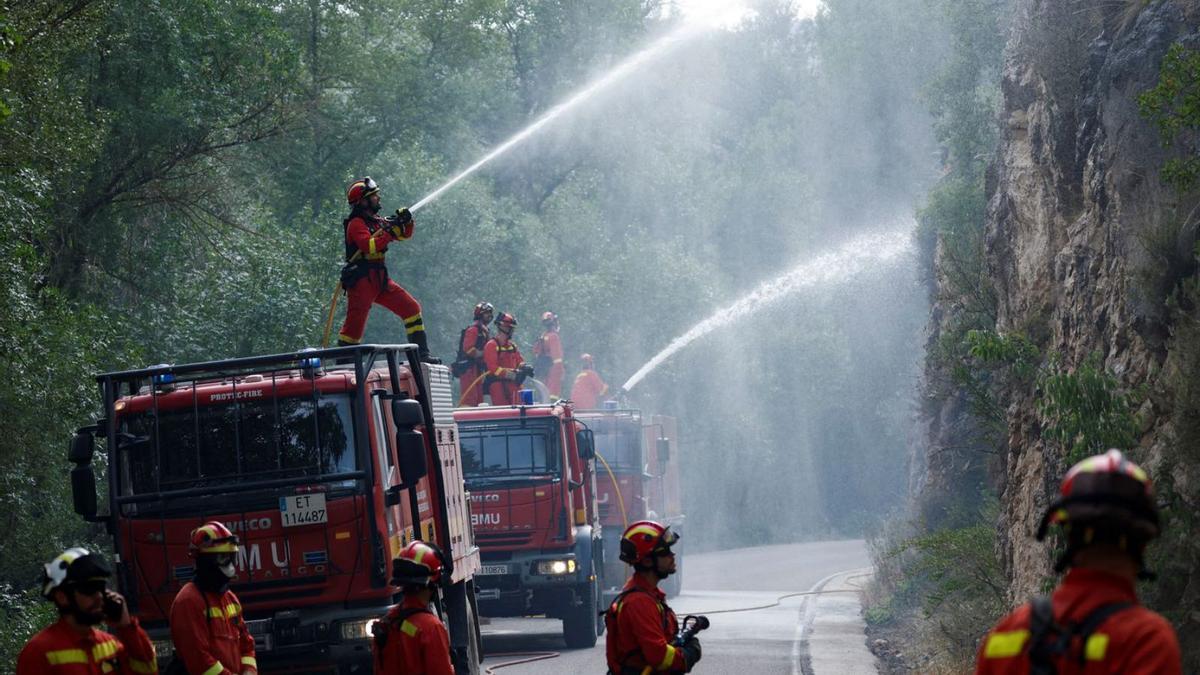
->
<box><xmin>170</xmin><ymin>522</ymin><xmax>257</xmax><ymax>675</ymax></box>
<box><xmin>372</xmin><ymin>541</ymin><xmax>454</xmax><ymax>675</ymax></box>
<box><xmin>483</xmin><ymin>312</ymin><xmax>533</xmax><ymax>406</ymax></box>
<box><xmin>570</xmin><ymin>353</ymin><xmax>608</xmax><ymax>409</ymax></box>
<box><xmin>17</xmin><ymin>548</ymin><xmax>157</xmax><ymax>675</ymax></box>
<box><xmin>454</xmin><ymin>302</ymin><xmax>493</xmax><ymax>406</ymax></box>
<box><xmin>605</xmin><ymin>521</ymin><xmax>701</xmax><ymax>674</ymax></box>
<box><xmin>975</xmin><ymin>449</ymin><xmax>1181</xmax><ymax>675</ymax></box>
<box><xmin>337</xmin><ymin>177</ymin><xmax>439</xmax><ymax>363</ymax></box>
<box><xmin>532</xmin><ymin>311</ymin><xmax>565</xmax><ymax>400</ymax></box>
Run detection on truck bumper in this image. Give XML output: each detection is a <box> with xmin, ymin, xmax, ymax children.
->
<box><xmin>475</xmin><ymin>550</ymin><xmax>586</xmax><ymax>618</ymax></box>
<box><xmin>146</xmin><ymin>605</ymin><xmax>389</xmax><ymax>674</ymax></box>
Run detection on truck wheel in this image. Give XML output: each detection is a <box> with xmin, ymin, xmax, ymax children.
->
<box><xmin>562</xmin><ymin>569</ymin><xmax>599</xmax><ymax>648</ymax></box>
<box><xmin>445</xmin><ymin>580</ymin><xmax>482</xmax><ymax>675</ymax></box>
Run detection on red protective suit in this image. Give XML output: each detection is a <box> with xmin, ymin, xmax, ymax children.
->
<box><xmin>483</xmin><ymin>338</ymin><xmax>525</xmax><ymax>406</ymax></box>
<box><xmin>570</xmin><ymin>369</ymin><xmax>608</xmax><ymax>410</ymax></box>
<box><xmin>169</xmin><ymin>583</ymin><xmax>257</xmax><ymax>675</ymax></box>
<box><xmin>371</xmin><ymin>596</ymin><xmax>454</xmax><ymax>675</ymax></box>
<box><xmin>17</xmin><ymin>617</ymin><xmax>157</xmax><ymax>675</ymax></box>
<box><xmin>458</xmin><ymin>321</ymin><xmax>490</xmax><ymax>407</ymax></box>
<box><xmin>533</xmin><ymin>330</ymin><xmax>564</xmax><ymax>399</ymax></box>
<box><xmin>337</xmin><ymin>211</ymin><xmax>423</xmax><ymax>345</ymax></box>
<box><xmin>974</xmin><ymin>568</ymin><xmax>1181</xmax><ymax>675</ymax></box>
<box><xmin>605</xmin><ymin>574</ymin><xmax>687</xmax><ymax>674</ymax></box>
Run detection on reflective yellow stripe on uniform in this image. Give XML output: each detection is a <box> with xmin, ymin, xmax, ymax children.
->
<box><xmin>338</xmin><ymin>333</ymin><xmax>362</xmax><ymax>345</ymax></box>
<box><xmin>200</xmin><ymin>661</ymin><xmax>224</xmax><ymax>675</ymax></box>
<box><xmin>101</xmin><ymin>662</ymin><xmax>114</xmax><ymax>673</ymax></box>
<box><xmin>45</xmin><ymin>649</ymin><xmax>88</xmax><ymax>665</ymax></box>
<box><xmin>130</xmin><ymin>658</ymin><xmax>157</xmax><ymax>674</ymax></box>
<box><xmin>400</xmin><ymin>620</ymin><xmax>419</xmax><ymax>637</ymax></box>
<box><xmin>368</xmin><ymin>237</ymin><xmax>378</xmax><ymax>256</ymax></box>
<box><xmin>983</xmin><ymin>630</ymin><xmax>1029</xmax><ymax>658</ymax></box>
<box><xmin>1085</xmin><ymin>634</ymin><xmax>1110</xmax><ymax>661</ymax></box>
<box><xmin>92</xmin><ymin>640</ymin><xmax>119</xmax><ymax>661</ymax></box>
<box><xmin>656</xmin><ymin>644</ymin><xmax>677</xmax><ymax>671</ymax></box>
<box><xmin>241</xmin><ymin>656</ymin><xmax>258</xmax><ymax>669</ymax></box>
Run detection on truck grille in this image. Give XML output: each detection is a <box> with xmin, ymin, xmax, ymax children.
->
<box><xmin>475</xmin><ymin>531</ymin><xmax>533</xmax><ymax>547</ymax></box>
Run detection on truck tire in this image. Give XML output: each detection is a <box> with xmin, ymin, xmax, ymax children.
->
<box><xmin>444</xmin><ymin>580</ymin><xmax>482</xmax><ymax>675</ymax></box>
<box><xmin>561</xmin><ymin>567</ymin><xmax>599</xmax><ymax>649</ymax></box>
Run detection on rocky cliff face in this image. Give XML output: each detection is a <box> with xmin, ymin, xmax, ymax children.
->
<box><xmin>918</xmin><ymin>0</ymin><xmax>1200</xmax><ymax>664</ymax></box>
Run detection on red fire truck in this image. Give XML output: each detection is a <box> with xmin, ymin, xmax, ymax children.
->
<box><xmin>452</xmin><ymin>401</ymin><xmax>603</xmax><ymax>648</ymax></box>
<box><xmin>66</xmin><ymin>345</ymin><xmax>483</xmax><ymax>674</ymax></box>
<box><xmin>577</xmin><ymin>408</ymin><xmax>685</xmax><ymax>598</ymax></box>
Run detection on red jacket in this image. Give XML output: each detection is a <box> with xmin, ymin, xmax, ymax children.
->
<box><xmin>371</xmin><ymin>596</ymin><xmax>454</xmax><ymax>675</ymax></box>
<box><xmin>345</xmin><ymin>213</ymin><xmax>410</xmax><ymax>262</ymax></box>
<box><xmin>605</xmin><ymin>574</ymin><xmax>687</xmax><ymax>674</ymax></box>
<box><xmin>483</xmin><ymin>339</ymin><xmax>524</xmax><ymax>380</ymax></box>
<box><xmin>570</xmin><ymin>369</ymin><xmax>608</xmax><ymax>410</ymax></box>
<box><xmin>975</xmin><ymin>568</ymin><xmax>1181</xmax><ymax>675</ymax></box>
<box><xmin>461</xmin><ymin>323</ymin><xmax>490</xmax><ymax>364</ymax></box>
<box><xmin>16</xmin><ymin>617</ymin><xmax>157</xmax><ymax>675</ymax></box>
<box><xmin>169</xmin><ymin>584</ymin><xmax>257</xmax><ymax>675</ymax></box>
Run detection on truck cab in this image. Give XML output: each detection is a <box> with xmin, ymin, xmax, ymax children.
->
<box><xmin>67</xmin><ymin>345</ymin><xmax>482</xmax><ymax>674</ymax></box>
<box><xmin>452</xmin><ymin>402</ymin><xmax>603</xmax><ymax>648</ymax></box>
<box><xmin>577</xmin><ymin>408</ymin><xmax>685</xmax><ymax>598</ymax></box>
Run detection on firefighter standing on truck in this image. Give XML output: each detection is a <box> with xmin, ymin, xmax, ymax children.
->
<box><xmin>17</xmin><ymin>548</ymin><xmax>158</xmax><ymax>675</ymax></box>
<box><xmin>454</xmin><ymin>302</ymin><xmax>493</xmax><ymax>407</ymax></box>
<box><xmin>372</xmin><ymin>541</ymin><xmax>454</xmax><ymax>675</ymax></box>
<box><xmin>605</xmin><ymin>521</ymin><xmax>701</xmax><ymax>674</ymax></box>
<box><xmin>484</xmin><ymin>312</ymin><xmax>533</xmax><ymax>406</ymax></box>
<box><xmin>532</xmin><ymin>311</ymin><xmax>565</xmax><ymax>401</ymax></box>
<box><xmin>337</xmin><ymin>176</ymin><xmax>439</xmax><ymax>364</ymax></box>
<box><xmin>170</xmin><ymin>522</ymin><xmax>258</xmax><ymax>675</ymax></box>
<box><xmin>570</xmin><ymin>353</ymin><xmax>608</xmax><ymax>409</ymax></box>
<box><xmin>975</xmin><ymin>449</ymin><xmax>1181</xmax><ymax>675</ymax></box>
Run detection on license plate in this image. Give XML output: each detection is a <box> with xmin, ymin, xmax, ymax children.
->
<box><xmin>280</xmin><ymin>493</ymin><xmax>327</xmax><ymax>528</ymax></box>
<box><xmin>477</xmin><ymin>564</ymin><xmax>510</xmax><ymax>576</ymax></box>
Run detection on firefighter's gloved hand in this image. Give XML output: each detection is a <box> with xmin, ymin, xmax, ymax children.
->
<box><xmin>681</xmin><ymin>637</ymin><xmax>702</xmax><ymax>671</ymax></box>
<box><xmin>393</xmin><ymin>207</ymin><xmax>413</xmax><ymax>226</ymax></box>
<box><xmin>386</xmin><ymin>209</ymin><xmax>414</xmax><ymax>240</ymax></box>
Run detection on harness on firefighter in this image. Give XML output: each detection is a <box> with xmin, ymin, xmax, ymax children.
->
<box><xmin>340</xmin><ymin>211</ymin><xmax>389</xmax><ymax>290</ymax></box>
<box><xmin>604</xmin><ymin>587</ymin><xmax>672</xmax><ymax>675</ymax></box>
<box><xmin>1026</xmin><ymin>596</ymin><xmax>1133</xmax><ymax>674</ymax></box>
<box><xmin>371</xmin><ymin>606</ymin><xmax>434</xmax><ymax>669</ymax></box>
<box><xmin>451</xmin><ymin>325</ymin><xmax>488</xmax><ymax>378</ymax></box>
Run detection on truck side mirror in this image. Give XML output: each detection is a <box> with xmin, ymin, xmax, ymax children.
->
<box><xmin>576</xmin><ymin>429</ymin><xmax>595</xmax><ymax>460</ymax></box>
<box><xmin>68</xmin><ymin>429</ymin><xmax>96</xmax><ymax>465</ymax></box>
<box><xmin>395</xmin><ymin>429</ymin><xmax>428</xmax><ymax>485</ymax></box>
<box><xmin>391</xmin><ymin>398</ymin><xmax>424</xmax><ymax>429</ymax></box>
<box><xmin>71</xmin><ymin>466</ymin><xmax>97</xmax><ymax>518</ymax></box>
<box><xmin>656</xmin><ymin>437</ymin><xmax>670</xmax><ymax>466</ymax></box>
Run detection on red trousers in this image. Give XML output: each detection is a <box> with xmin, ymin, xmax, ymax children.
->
<box><xmin>545</xmin><ymin>362</ymin><xmax>564</xmax><ymax>398</ymax></box>
<box><xmin>459</xmin><ymin>366</ymin><xmax>486</xmax><ymax>407</ymax></box>
<box><xmin>339</xmin><ymin>270</ymin><xmax>422</xmax><ymax>344</ymax></box>
<box><xmin>489</xmin><ymin>379</ymin><xmax>519</xmax><ymax>406</ymax></box>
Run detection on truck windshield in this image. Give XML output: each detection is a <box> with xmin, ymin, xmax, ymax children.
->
<box><xmin>594</xmin><ymin>424</ymin><xmax>642</xmax><ymax>472</ymax></box>
<box><xmin>118</xmin><ymin>393</ymin><xmax>357</xmax><ymax>493</ymax></box>
<box><xmin>459</xmin><ymin>419</ymin><xmax>560</xmax><ymax>478</ymax></box>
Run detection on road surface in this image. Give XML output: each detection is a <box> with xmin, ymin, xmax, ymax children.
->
<box><xmin>479</xmin><ymin>539</ymin><xmax>875</xmax><ymax>674</ymax></box>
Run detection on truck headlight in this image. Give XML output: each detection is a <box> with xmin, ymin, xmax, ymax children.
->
<box><xmin>340</xmin><ymin>618</ymin><xmax>380</xmax><ymax>641</ymax></box>
<box><xmin>151</xmin><ymin>638</ymin><xmax>175</xmax><ymax>660</ymax></box>
<box><xmin>536</xmin><ymin>558</ymin><xmax>576</xmax><ymax>575</ymax></box>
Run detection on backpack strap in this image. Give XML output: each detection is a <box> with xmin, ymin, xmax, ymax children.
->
<box><xmin>605</xmin><ymin>588</ymin><xmax>672</xmax><ymax>670</ymax></box>
<box><xmin>1027</xmin><ymin>596</ymin><xmax>1057</xmax><ymax>675</ymax></box>
<box><xmin>372</xmin><ymin>607</ymin><xmax>434</xmax><ymax>650</ymax></box>
<box><xmin>1071</xmin><ymin>602</ymin><xmax>1133</xmax><ymax>666</ymax></box>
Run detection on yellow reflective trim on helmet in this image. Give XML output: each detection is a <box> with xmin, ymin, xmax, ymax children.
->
<box><xmin>656</xmin><ymin>644</ymin><xmax>678</xmax><ymax>670</ymax></box>
<box><xmin>92</xmin><ymin>640</ymin><xmax>119</xmax><ymax>660</ymax></box>
<box><xmin>1085</xmin><ymin>633</ymin><xmax>1110</xmax><ymax>661</ymax></box>
<box><xmin>200</xmin><ymin>661</ymin><xmax>224</xmax><ymax>675</ymax></box>
<box><xmin>983</xmin><ymin>629</ymin><xmax>1029</xmax><ymax>658</ymax></box>
<box><xmin>626</xmin><ymin>524</ymin><xmax>664</xmax><ymax>540</ymax></box>
<box><xmin>45</xmin><ymin>649</ymin><xmax>88</xmax><ymax>665</ymax></box>
<box><xmin>400</xmin><ymin>620</ymin><xmax>419</xmax><ymax>637</ymax></box>
<box><xmin>130</xmin><ymin>658</ymin><xmax>157</xmax><ymax>674</ymax></box>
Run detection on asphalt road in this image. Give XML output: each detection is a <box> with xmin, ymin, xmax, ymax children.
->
<box><xmin>479</xmin><ymin>539</ymin><xmax>871</xmax><ymax>674</ymax></box>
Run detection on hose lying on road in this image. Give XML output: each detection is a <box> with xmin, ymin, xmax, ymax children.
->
<box><xmin>483</xmin><ymin>651</ymin><xmax>562</xmax><ymax>673</ymax></box>
<box><xmin>480</xmin><ymin>573</ymin><xmax>872</xmax><ymax>671</ymax></box>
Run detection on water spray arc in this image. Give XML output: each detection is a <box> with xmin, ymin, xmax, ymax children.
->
<box><xmin>620</xmin><ymin>228</ymin><xmax>915</xmax><ymax>392</ymax></box>
<box><xmin>408</xmin><ymin>22</ymin><xmax>704</xmax><ymax>214</ymax></box>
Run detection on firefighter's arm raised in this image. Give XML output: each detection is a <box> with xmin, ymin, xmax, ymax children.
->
<box><xmin>621</xmin><ymin>595</ymin><xmax>687</xmax><ymax>672</ymax></box>
<box><xmin>170</xmin><ymin>591</ymin><xmax>232</xmax><ymax>675</ymax></box>
<box><xmin>346</xmin><ymin>217</ymin><xmax>394</xmax><ymax>258</ymax></box>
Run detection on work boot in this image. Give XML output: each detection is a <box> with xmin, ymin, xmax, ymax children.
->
<box><xmin>409</xmin><ymin>330</ymin><xmax>442</xmax><ymax>365</ymax></box>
